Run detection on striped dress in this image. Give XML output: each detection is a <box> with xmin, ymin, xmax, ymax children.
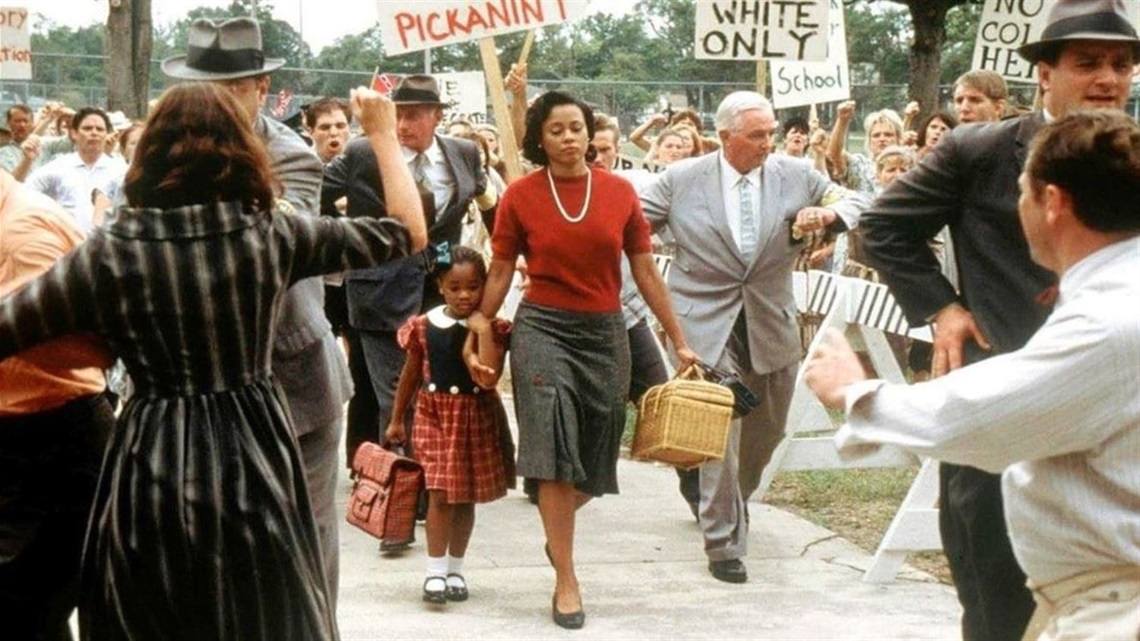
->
<box><xmin>0</xmin><ymin>201</ymin><xmax>410</xmax><ymax>641</ymax></box>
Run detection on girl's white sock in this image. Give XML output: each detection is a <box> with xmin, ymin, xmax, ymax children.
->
<box><xmin>446</xmin><ymin>554</ymin><xmax>465</xmax><ymax>587</ymax></box>
<box><xmin>426</xmin><ymin>555</ymin><xmax>448</xmax><ymax>578</ymax></box>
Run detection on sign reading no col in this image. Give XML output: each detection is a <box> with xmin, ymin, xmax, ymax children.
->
<box><xmin>377</xmin><ymin>0</ymin><xmax>588</xmax><ymax>55</ymax></box>
<box><xmin>694</xmin><ymin>0</ymin><xmax>831</xmax><ymax>62</ymax></box>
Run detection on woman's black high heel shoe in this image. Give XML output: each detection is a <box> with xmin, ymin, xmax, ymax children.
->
<box><xmin>551</xmin><ymin>594</ymin><xmax>585</xmax><ymax>629</ymax></box>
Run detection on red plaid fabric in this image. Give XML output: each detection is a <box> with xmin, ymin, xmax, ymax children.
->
<box><xmin>346</xmin><ymin>443</ymin><xmax>423</xmax><ymax>544</ymax></box>
<box><xmin>399</xmin><ymin>315</ymin><xmax>514</xmax><ymax>504</ymax></box>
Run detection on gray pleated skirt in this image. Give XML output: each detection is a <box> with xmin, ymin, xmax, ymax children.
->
<box><xmin>510</xmin><ymin>301</ymin><xmax>630</xmax><ymax>497</ymax></box>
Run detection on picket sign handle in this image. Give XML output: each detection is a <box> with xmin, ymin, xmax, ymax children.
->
<box><xmin>478</xmin><ymin>37</ymin><xmax>523</xmax><ymax>182</ymax></box>
<box><xmin>518</xmin><ymin>29</ymin><xmax>535</xmax><ymax>65</ymax></box>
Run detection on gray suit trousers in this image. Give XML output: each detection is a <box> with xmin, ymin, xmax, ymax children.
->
<box><xmin>700</xmin><ymin>314</ymin><xmax>796</xmax><ymax>561</ymax></box>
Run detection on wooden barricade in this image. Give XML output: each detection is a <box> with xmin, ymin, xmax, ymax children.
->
<box><xmin>759</xmin><ymin>270</ymin><xmax>942</xmax><ymax>583</ymax></box>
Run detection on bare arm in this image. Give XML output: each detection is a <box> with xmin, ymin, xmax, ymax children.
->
<box><xmin>384</xmin><ymin>346</ymin><xmax>424</xmax><ymax>444</ymax></box>
<box><xmin>351</xmin><ymin>86</ymin><xmax>427</xmax><ymax>253</ymax></box>
<box><xmin>628</xmin><ymin>252</ymin><xmax>697</xmax><ymax>366</ymax></box>
<box><xmin>828</xmin><ymin>100</ymin><xmax>855</xmax><ymax>179</ymax></box>
<box><xmin>505</xmin><ymin>63</ymin><xmax>528</xmax><ymax>152</ymax></box>
<box><xmin>628</xmin><ymin>113</ymin><xmax>667</xmax><ymax>153</ymax></box>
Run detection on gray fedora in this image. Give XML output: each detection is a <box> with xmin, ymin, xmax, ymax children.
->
<box><xmin>390</xmin><ymin>75</ymin><xmax>445</xmax><ymax>106</ymax></box>
<box><xmin>1017</xmin><ymin>0</ymin><xmax>1140</xmax><ymax>63</ymax></box>
<box><xmin>161</xmin><ymin>18</ymin><xmax>285</xmax><ymax>81</ymax></box>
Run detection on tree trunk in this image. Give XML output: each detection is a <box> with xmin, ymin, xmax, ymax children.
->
<box><xmin>904</xmin><ymin>0</ymin><xmax>949</xmax><ymax>124</ymax></box>
<box><xmin>105</xmin><ymin>0</ymin><xmax>152</xmax><ymax>119</ymax></box>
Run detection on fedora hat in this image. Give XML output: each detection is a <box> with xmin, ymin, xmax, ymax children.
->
<box><xmin>161</xmin><ymin>18</ymin><xmax>285</xmax><ymax>81</ymax></box>
<box><xmin>390</xmin><ymin>75</ymin><xmax>445</xmax><ymax>106</ymax></box>
<box><xmin>1017</xmin><ymin>0</ymin><xmax>1140</xmax><ymax>63</ymax></box>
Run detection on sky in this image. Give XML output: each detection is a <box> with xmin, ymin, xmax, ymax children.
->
<box><xmin>17</xmin><ymin>0</ymin><xmax>641</xmax><ymax>53</ymax></box>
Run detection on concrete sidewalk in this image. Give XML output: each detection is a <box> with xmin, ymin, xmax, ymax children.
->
<box><xmin>335</xmin><ymin>455</ymin><xmax>961</xmax><ymax>640</ymax></box>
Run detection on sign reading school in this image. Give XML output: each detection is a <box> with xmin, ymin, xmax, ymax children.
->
<box><xmin>694</xmin><ymin>0</ymin><xmax>830</xmax><ymax>62</ymax></box>
<box><xmin>770</xmin><ymin>0</ymin><xmax>848</xmax><ymax>109</ymax></box>
<box><xmin>0</xmin><ymin>6</ymin><xmax>32</xmax><ymax>81</ymax></box>
<box><xmin>378</xmin><ymin>0</ymin><xmax>588</xmax><ymax>55</ymax></box>
<box><xmin>972</xmin><ymin>0</ymin><xmax>1140</xmax><ymax>83</ymax></box>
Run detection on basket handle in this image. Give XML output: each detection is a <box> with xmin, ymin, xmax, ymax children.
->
<box><xmin>676</xmin><ymin>362</ymin><xmax>705</xmax><ymax>381</ymax></box>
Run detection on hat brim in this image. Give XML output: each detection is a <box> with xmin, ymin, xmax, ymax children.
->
<box><xmin>161</xmin><ymin>54</ymin><xmax>286</xmax><ymax>81</ymax></box>
<box><xmin>1018</xmin><ymin>34</ymin><xmax>1140</xmax><ymax>63</ymax></box>
<box><xmin>391</xmin><ymin>98</ymin><xmax>446</xmax><ymax>106</ymax></box>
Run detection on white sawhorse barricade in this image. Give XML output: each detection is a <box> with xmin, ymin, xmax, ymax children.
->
<box><xmin>755</xmin><ymin>270</ymin><xmax>942</xmax><ymax>583</ymax></box>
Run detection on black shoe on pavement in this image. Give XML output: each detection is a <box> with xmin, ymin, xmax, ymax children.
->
<box><xmin>708</xmin><ymin>559</ymin><xmax>748</xmax><ymax>584</ymax></box>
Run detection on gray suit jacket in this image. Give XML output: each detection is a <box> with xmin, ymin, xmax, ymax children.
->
<box><xmin>259</xmin><ymin>114</ymin><xmax>352</xmax><ymax>435</ymax></box>
<box><xmin>641</xmin><ymin>153</ymin><xmax>866</xmax><ymax>375</ymax></box>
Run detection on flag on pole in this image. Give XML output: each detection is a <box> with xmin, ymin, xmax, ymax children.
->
<box><xmin>272</xmin><ymin>88</ymin><xmax>294</xmax><ymax>119</ymax></box>
<box><xmin>371</xmin><ymin>70</ymin><xmax>402</xmax><ymax>95</ymax></box>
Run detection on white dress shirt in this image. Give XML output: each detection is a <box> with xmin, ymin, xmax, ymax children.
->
<box><xmin>402</xmin><ymin>138</ymin><xmax>455</xmax><ymax>214</ymax></box>
<box><xmin>718</xmin><ymin>152</ymin><xmax>761</xmax><ymax>252</ymax></box>
<box><xmin>836</xmin><ymin>237</ymin><xmax>1140</xmax><ymax>584</ymax></box>
<box><xmin>25</xmin><ymin>152</ymin><xmax>127</xmax><ymax>233</ymax></box>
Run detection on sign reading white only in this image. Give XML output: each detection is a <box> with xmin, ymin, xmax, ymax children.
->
<box><xmin>694</xmin><ymin>0</ymin><xmax>831</xmax><ymax>62</ymax></box>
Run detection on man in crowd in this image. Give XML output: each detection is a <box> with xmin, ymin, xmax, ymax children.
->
<box><xmin>952</xmin><ymin>70</ymin><xmax>1008</xmax><ymax>124</ymax></box>
<box><xmin>162</xmin><ymin>16</ymin><xmax>350</xmax><ymax>605</ymax></box>
<box><xmin>321</xmin><ymin>74</ymin><xmax>495</xmax><ymax>508</ymax></box>
<box><xmin>24</xmin><ymin>108</ymin><xmax>126</xmax><ymax>233</ymax></box>
<box><xmin>807</xmin><ymin>108</ymin><xmax>1140</xmax><ymax>641</ymax></box>
<box><xmin>0</xmin><ymin>106</ymin><xmax>33</xmax><ymax>174</ymax></box>
<box><xmin>857</xmin><ymin>0</ymin><xmax>1138</xmax><ymax>638</ymax></box>
<box><xmin>640</xmin><ymin>91</ymin><xmax>865</xmax><ymax>583</ymax></box>
<box><xmin>305</xmin><ymin>97</ymin><xmax>352</xmax><ymax>165</ymax></box>
<box><xmin>0</xmin><ymin>168</ymin><xmax>116</xmax><ymax>640</ymax></box>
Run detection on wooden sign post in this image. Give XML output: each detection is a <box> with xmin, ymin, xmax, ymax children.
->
<box><xmin>479</xmin><ymin>38</ymin><xmax>523</xmax><ymax>182</ymax></box>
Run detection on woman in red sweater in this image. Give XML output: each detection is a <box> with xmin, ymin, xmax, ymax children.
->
<box><xmin>469</xmin><ymin>91</ymin><xmax>697</xmax><ymax>629</ymax></box>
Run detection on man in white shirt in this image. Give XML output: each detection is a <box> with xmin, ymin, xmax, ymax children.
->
<box><xmin>24</xmin><ymin>108</ymin><xmax>125</xmax><ymax>232</ymax></box>
<box><xmin>806</xmin><ymin>109</ymin><xmax>1140</xmax><ymax>641</ymax></box>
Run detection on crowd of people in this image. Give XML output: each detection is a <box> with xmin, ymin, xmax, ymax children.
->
<box><xmin>0</xmin><ymin>0</ymin><xmax>1137</xmax><ymax>639</ymax></box>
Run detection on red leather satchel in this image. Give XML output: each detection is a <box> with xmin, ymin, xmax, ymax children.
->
<box><xmin>346</xmin><ymin>442</ymin><xmax>424</xmax><ymax>546</ymax></box>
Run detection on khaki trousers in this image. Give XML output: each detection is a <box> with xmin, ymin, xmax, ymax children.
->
<box><xmin>1022</xmin><ymin>565</ymin><xmax>1140</xmax><ymax>641</ymax></box>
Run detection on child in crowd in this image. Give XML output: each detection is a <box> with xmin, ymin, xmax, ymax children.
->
<box><xmin>873</xmin><ymin>145</ymin><xmax>914</xmax><ymax>190</ymax></box>
<box><xmin>386</xmin><ymin>245</ymin><xmax>514</xmax><ymax>605</ymax></box>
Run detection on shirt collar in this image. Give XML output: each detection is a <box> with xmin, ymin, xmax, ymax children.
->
<box><xmin>426</xmin><ymin>305</ymin><xmax>467</xmax><ymax>328</ymax></box>
<box><xmin>105</xmin><ymin>201</ymin><xmax>261</xmax><ymax>240</ymax></box>
<box><xmin>402</xmin><ymin>137</ymin><xmax>443</xmax><ymax>166</ymax></box>
<box><xmin>1057</xmin><ymin>237</ymin><xmax>1140</xmax><ymax>306</ymax></box>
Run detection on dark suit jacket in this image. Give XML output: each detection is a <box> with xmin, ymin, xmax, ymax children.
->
<box><xmin>321</xmin><ymin>134</ymin><xmax>487</xmax><ymax>331</ymax></box>
<box><xmin>860</xmin><ymin>113</ymin><xmax>1056</xmax><ymax>359</ymax></box>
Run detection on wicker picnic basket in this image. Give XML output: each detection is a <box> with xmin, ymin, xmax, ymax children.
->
<box><xmin>632</xmin><ymin>364</ymin><xmax>734</xmax><ymax>469</ymax></box>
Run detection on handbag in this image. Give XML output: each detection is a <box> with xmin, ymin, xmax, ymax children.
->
<box><xmin>346</xmin><ymin>442</ymin><xmax>424</xmax><ymax>546</ymax></box>
<box><xmin>696</xmin><ymin>361</ymin><xmax>762</xmax><ymax>419</ymax></box>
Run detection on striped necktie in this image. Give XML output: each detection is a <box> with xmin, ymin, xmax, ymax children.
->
<box><xmin>738</xmin><ymin>175</ymin><xmax>757</xmax><ymax>261</ymax></box>
<box><xmin>413</xmin><ymin>153</ymin><xmax>436</xmax><ymax>228</ymax></box>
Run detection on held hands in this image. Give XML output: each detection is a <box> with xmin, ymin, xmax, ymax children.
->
<box><xmin>804</xmin><ymin>329</ymin><xmax>867</xmax><ymax>409</ymax></box>
<box><xmin>350</xmin><ymin>86</ymin><xmax>397</xmax><ymax>137</ymax></box>
<box><xmin>931</xmin><ymin>302</ymin><xmax>991</xmax><ymax>377</ymax></box>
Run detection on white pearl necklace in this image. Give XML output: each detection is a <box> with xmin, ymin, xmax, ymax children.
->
<box><xmin>546</xmin><ymin>167</ymin><xmax>591</xmax><ymax>224</ymax></box>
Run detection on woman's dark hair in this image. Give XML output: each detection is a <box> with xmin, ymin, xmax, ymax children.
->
<box><xmin>435</xmin><ymin>245</ymin><xmax>488</xmax><ymax>282</ymax></box>
<box><xmin>916</xmin><ymin>111</ymin><xmax>958</xmax><ymax>149</ymax></box>
<box><xmin>124</xmin><ymin>82</ymin><xmax>277</xmax><ymax>211</ymax></box>
<box><xmin>521</xmin><ymin>91</ymin><xmax>596</xmax><ymax>167</ymax></box>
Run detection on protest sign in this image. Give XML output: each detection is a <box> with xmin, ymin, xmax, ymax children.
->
<box><xmin>0</xmin><ymin>7</ymin><xmax>32</xmax><ymax>80</ymax></box>
<box><xmin>694</xmin><ymin>0</ymin><xmax>830</xmax><ymax>62</ymax></box>
<box><xmin>436</xmin><ymin>71</ymin><xmax>488</xmax><ymax>124</ymax></box>
<box><xmin>378</xmin><ymin>0</ymin><xmax>587</xmax><ymax>55</ymax></box>
<box><xmin>771</xmin><ymin>0</ymin><xmax>848</xmax><ymax>109</ymax></box>
<box><xmin>972</xmin><ymin>0</ymin><xmax>1140</xmax><ymax>83</ymax></box>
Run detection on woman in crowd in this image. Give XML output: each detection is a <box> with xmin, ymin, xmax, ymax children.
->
<box><xmin>914</xmin><ymin>110</ymin><xmax>958</xmax><ymax>160</ymax></box>
<box><xmin>826</xmin><ymin>101</ymin><xmax>903</xmax><ymax>195</ymax></box>
<box><xmin>0</xmin><ymin>81</ymin><xmax>425</xmax><ymax>640</ymax></box>
<box><xmin>469</xmin><ymin>91</ymin><xmax>696</xmax><ymax>630</ymax></box>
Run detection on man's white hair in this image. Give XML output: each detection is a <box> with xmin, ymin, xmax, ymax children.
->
<box><xmin>715</xmin><ymin>91</ymin><xmax>773</xmax><ymax>133</ymax></box>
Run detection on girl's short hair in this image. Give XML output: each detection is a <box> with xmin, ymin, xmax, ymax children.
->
<box><xmin>435</xmin><ymin>244</ymin><xmax>488</xmax><ymax>281</ymax></box>
<box><xmin>874</xmin><ymin>145</ymin><xmax>914</xmax><ymax>169</ymax></box>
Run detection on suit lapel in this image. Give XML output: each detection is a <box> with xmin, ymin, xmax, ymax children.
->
<box><xmin>703</xmin><ymin>157</ymin><xmax>747</xmax><ymax>269</ymax></box>
<box><xmin>436</xmin><ymin>136</ymin><xmax>469</xmax><ymax>221</ymax></box>
<box><xmin>1014</xmin><ymin>112</ymin><xmax>1044</xmax><ymax>170</ymax></box>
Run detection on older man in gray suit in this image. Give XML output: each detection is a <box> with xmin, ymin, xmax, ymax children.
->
<box><xmin>163</xmin><ymin>18</ymin><xmax>349</xmax><ymax>605</ymax></box>
<box><xmin>641</xmin><ymin>91</ymin><xmax>865</xmax><ymax>583</ymax></box>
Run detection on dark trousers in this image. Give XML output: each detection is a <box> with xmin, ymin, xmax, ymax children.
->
<box><xmin>0</xmin><ymin>394</ymin><xmax>115</xmax><ymax>641</ymax></box>
<box><xmin>939</xmin><ymin>462</ymin><xmax>1034</xmax><ymax>641</ymax></box>
<box><xmin>344</xmin><ymin>327</ymin><xmax>381</xmax><ymax>468</ymax></box>
<box><xmin>627</xmin><ymin>320</ymin><xmax>669</xmax><ymax>404</ymax></box>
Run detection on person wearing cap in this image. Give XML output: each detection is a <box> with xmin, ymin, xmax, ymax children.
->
<box><xmin>321</xmin><ymin>74</ymin><xmax>496</xmax><ymax>497</ymax></box>
<box><xmin>857</xmin><ymin>1</ymin><xmax>1139</xmax><ymax>639</ymax></box>
<box><xmin>161</xmin><ymin>16</ymin><xmax>355</xmax><ymax>607</ymax></box>
<box><xmin>807</xmin><ymin>108</ymin><xmax>1140</xmax><ymax>641</ymax></box>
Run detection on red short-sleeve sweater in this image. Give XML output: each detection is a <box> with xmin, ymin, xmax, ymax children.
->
<box><xmin>491</xmin><ymin>167</ymin><xmax>652</xmax><ymax>313</ymax></box>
